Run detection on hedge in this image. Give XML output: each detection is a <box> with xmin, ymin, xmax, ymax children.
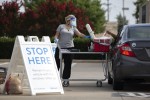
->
<box><xmin>0</xmin><ymin>37</ymin><xmax>104</xmax><ymax>59</ymax></box>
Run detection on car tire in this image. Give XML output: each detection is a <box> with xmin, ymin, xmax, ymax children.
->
<box><xmin>108</xmin><ymin>72</ymin><xmax>113</xmax><ymax>84</ymax></box>
<box><xmin>113</xmin><ymin>77</ymin><xmax>124</xmax><ymax>90</ymax></box>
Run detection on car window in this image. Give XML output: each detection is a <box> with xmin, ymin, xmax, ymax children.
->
<box><xmin>128</xmin><ymin>26</ymin><xmax>150</xmax><ymax>38</ymax></box>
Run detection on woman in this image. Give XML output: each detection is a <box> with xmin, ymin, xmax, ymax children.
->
<box><xmin>54</xmin><ymin>14</ymin><xmax>89</xmax><ymax>86</ymax></box>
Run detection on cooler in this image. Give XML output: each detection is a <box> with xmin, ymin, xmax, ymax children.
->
<box><xmin>93</xmin><ymin>36</ymin><xmax>111</xmax><ymax>52</ymax></box>
<box><xmin>86</xmin><ymin>24</ymin><xmax>112</xmax><ymax>52</ymax></box>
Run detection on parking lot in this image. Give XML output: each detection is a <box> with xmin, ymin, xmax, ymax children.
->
<box><xmin>0</xmin><ymin>60</ymin><xmax>150</xmax><ymax>100</ymax></box>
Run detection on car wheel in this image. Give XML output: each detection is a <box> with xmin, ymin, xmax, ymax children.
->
<box><xmin>113</xmin><ymin>77</ymin><xmax>124</xmax><ymax>90</ymax></box>
<box><xmin>108</xmin><ymin>72</ymin><xmax>113</xmax><ymax>84</ymax></box>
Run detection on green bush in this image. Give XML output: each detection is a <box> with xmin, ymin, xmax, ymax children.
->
<box><xmin>74</xmin><ymin>38</ymin><xmax>104</xmax><ymax>60</ymax></box>
<box><xmin>74</xmin><ymin>37</ymin><xmax>91</xmax><ymax>51</ymax></box>
<box><xmin>0</xmin><ymin>37</ymin><xmax>15</xmax><ymax>59</ymax></box>
<box><xmin>0</xmin><ymin>37</ymin><xmax>104</xmax><ymax>59</ymax></box>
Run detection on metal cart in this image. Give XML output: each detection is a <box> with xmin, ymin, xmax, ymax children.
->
<box><xmin>59</xmin><ymin>48</ymin><xmax>109</xmax><ymax>87</ymax></box>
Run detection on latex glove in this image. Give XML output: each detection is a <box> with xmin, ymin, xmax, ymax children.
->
<box><xmin>84</xmin><ymin>35</ymin><xmax>91</xmax><ymax>39</ymax></box>
<box><xmin>54</xmin><ymin>38</ymin><xmax>59</xmax><ymax>43</ymax></box>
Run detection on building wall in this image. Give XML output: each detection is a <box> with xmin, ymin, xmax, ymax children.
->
<box><xmin>139</xmin><ymin>0</ymin><xmax>150</xmax><ymax>23</ymax></box>
<box><xmin>148</xmin><ymin>1</ymin><xmax>150</xmax><ymax>22</ymax></box>
<box><xmin>95</xmin><ymin>21</ymin><xmax>118</xmax><ymax>38</ymax></box>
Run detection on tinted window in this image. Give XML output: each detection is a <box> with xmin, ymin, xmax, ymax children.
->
<box><xmin>128</xmin><ymin>26</ymin><xmax>150</xmax><ymax>38</ymax></box>
<box><xmin>142</xmin><ymin>5</ymin><xmax>146</xmax><ymax>23</ymax></box>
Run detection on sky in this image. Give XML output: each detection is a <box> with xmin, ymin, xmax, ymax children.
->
<box><xmin>0</xmin><ymin>0</ymin><xmax>137</xmax><ymax>24</ymax></box>
<box><xmin>101</xmin><ymin>0</ymin><xmax>137</xmax><ymax>24</ymax></box>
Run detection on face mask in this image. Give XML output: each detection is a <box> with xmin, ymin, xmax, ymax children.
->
<box><xmin>70</xmin><ymin>20</ymin><xmax>77</xmax><ymax>27</ymax></box>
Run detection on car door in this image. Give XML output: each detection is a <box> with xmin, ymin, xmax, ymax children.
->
<box><xmin>108</xmin><ymin>26</ymin><xmax>126</xmax><ymax>76</ymax></box>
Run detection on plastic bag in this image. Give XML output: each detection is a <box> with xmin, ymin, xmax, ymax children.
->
<box><xmin>5</xmin><ymin>75</ymin><xmax>22</xmax><ymax>95</ymax></box>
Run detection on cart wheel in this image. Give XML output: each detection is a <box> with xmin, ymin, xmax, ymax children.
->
<box><xmin>96</xmin><ymin>81</ymin><xmax>102</xmax><ymax>87</ymax></box>
<box><xmin>63</xmin><ymin>81</ymin><xmax>69</xmax><ymax>87</ymax></box>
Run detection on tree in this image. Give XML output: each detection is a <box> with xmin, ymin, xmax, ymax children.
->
<box><xmin>0</xmin><ymin>0</ymin><xmax>106</xmax><ymax>38</ymax></box>
<box><xmin>58</xmin><ymin>0</ymin><xmax>106</xmax><ymax>34</ymax></box>
<box><xmin>22</xmin><ymin>0</ymin><xmax>92</xmax><ymax>37</ymax></box>
<box><xmin>116</xmin><ymin>13</ymin><xmax>128</xmax><ymax>33</ymax></box>
<box><xmin>21</xmin><ymin>0</ymin><xmax>91</xmax><ymax>36</ymax></box>
<box><xmin>0</xmin><ymin>0</ymin><xmax>22</xmax><ymax>37</ymax></box>
<box><xmin>133</xmin><ymin>0</ymin><xmax>147</xmax><ymax>23</ymax></box>
<box><xmin>24</xmin><ymin>0</ymin><xmax>46</xmax><ymax>10</ymax></box>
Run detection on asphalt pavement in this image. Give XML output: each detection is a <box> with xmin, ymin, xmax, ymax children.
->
<box><xmin>0</xmin><ymin>60</ymin><xmax>150</xmax><ymax>100</ymax></box>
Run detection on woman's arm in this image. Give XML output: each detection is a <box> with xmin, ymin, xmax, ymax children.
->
<box><xmin>106</xmin><ymin>31</ymin><xmax>117</xmax><ymax>39</ymax></box>
<box><xmin>54</xmin><ymin>31</ymin><xmax>59</xmax><ymax>39</ymax></box>
<box><xmin>54</xmin><ymin>31</ymin><xmax>59</xmax><ymax>43</ymax></box>
<box><xmin>74</xmin><ymin>28</ymin><xmax>86</xmax><ymax>38</ymax></box>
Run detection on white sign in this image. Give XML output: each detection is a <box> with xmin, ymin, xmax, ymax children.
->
<box><xmin>51</xmin><ymin>43</ymin><xmax>57</xmax><ymax>55</ymax></box>
<box><xmin>21</xmin><ymin>45</ymin><xmax>61</xmax><ymax>94</ymax></box>
<box><xmin>3</xmin><ymin>36</ymin><xmax>64</xmax><ymax>95</ymax></box>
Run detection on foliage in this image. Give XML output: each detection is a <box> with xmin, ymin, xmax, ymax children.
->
<box><xmin>73</xmin><ymin>0</ymin><xmax>106</xmax><ymax>33</ymax></box>
<box><xmin>0</xmin><ymin>37</ymin><xmax>15</xmax><ymax>59</ymax></box>
<box><xmin>24</xmin><ymin>0</ymin><xmax>46</xmax><ymax>10</ymax></box>
<box><xmin>57</xmin><ymin>0</ymin><xmax>106</xmax><ymax>34</ymax></box>
<box><xmin>0</xmin><ymin>0</ymin><xmax>22</xmax><ymax>37</ymax></box>
<box><xmin>133</xmin><ymin>0</ymin><xmax>147</xmax><ymax>23</ymax></box>
<box><xmin>0</xmin><ymin>37</ymin><xmax>15</xmax><ymax>42</ymax></box>
<box><xmin>18</xmin><ymin>0</ymin><xmax>92</xmax><ymax>37</ymax></box>
<box><xmin>74</xmin><ymin>37</ymin><xmax>91</xmax><ymax>51</ymax></box>
<box><xmin>0</xmin><ymin>0</ymin><xmax>106</xmax><ymax>59</ymax></box>
<box><xmin>116</xmin><ymin>13</ymin><xmax>128</xmax><ymax>33</ymax></box>
<box><xmin>0</xmin><ymin>0</ymin><xmax>106</xmax><ymax>38</ymax></box>
<box><xmin>0</xmin><ymin>37</ymin><xmax>91</xmax><ymax>59</ymax></box>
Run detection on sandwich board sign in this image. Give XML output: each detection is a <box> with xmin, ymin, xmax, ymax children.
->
<box><xmin>3</xmin><ymin>36</ymin><xmax>64</xmax><ymax>95</ymax></box>
<box><xmin>51</xmin><ymin>43</ymin><xmax>57</xmax><ymax>55</ymax></box>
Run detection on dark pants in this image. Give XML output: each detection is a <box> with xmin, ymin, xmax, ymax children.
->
<box><xmin>55</xmin><ymin>47</ymin><xmax>74</xmax><ymax>79</ymax></box>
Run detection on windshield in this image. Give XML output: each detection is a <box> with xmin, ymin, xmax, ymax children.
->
<box><xmin>128</xmin><ymin>26</ymin><xmax>150</xmax><ymax>39</ymax></box>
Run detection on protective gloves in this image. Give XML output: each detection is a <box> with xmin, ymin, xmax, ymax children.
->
<box><xmin>84</xmin><ymin>35</ymin><xmax>91</xmax><ymax>39</ymax></box>
<box><xmin>54</xmin><ymin>38</ymin><xmax>59</xmax><ymax>43</ymax></box>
